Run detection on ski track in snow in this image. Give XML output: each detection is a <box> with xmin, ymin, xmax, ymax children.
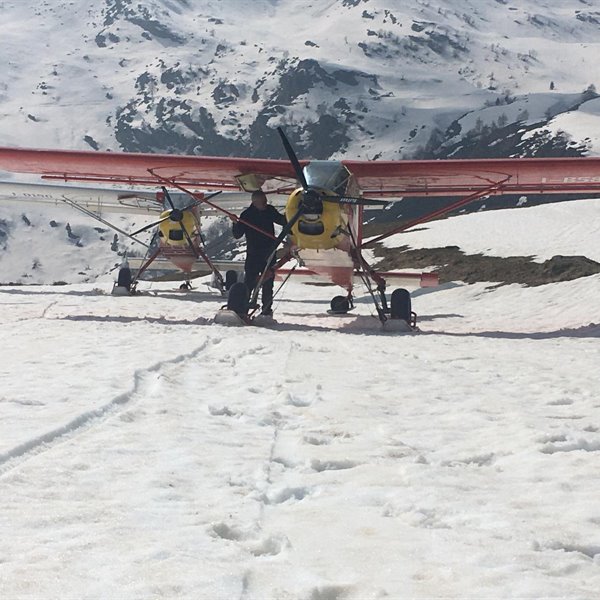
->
<box><xmin>1</xmin><ymin>280</ymin><xmax>600</xmax><ymax>598</ymax></box>
<box><xmin>0</xmin><ymin>338</ymin><xmax>216</xmax><ymax>477</ymax></box>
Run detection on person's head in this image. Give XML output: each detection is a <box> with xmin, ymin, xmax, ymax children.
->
<box><xmin>251</xmin><ymin>190</ymin><xmax>268</xmax><ymax>210</ymax></box>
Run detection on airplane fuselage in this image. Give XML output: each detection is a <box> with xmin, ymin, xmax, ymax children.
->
<box><xmin>285</xmin><ymin>161</ymin><xmax>362</xmax><ymax>290</ymax></box>
<box><xmin>154</xmin><ymin>202</ymin><xmax>203</xmax><ymax>274</ymax></box>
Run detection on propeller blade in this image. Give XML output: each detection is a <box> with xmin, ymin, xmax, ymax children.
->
<box><xmin>277</xmin><ymin>127</ymin><xmax>309</xmax><ymax>191</ymax></box>
<box><xmin>130</xmin><ymin>214</ymin><xmax>171</xmax><ymax>236</ymax></box>
<box><xmin>273</xmin><ymin>205</ymin><xmax>303</xmax><ymax>249</ymax></box>
<box><xmin>180</xmin><ymin>190</ymin><xmax>223</xmax><ymax>213</ymax></box>
<box><xmin>148</xmin><ymin>229</ymin><xmax>160</xmax><ymax>246</ymax></box>
<box><xmin>179</xmin><ymin>221</ymin><xmax>200</xmax><ymax>259</ymax></box>
<box><xmin>321</xmin><ymin>195</ymin><xmax>390</xmax><ymax>206</ymax></box>
<box><xmin>162</xmin><ymin>186</ymin><xmax>176</xmax><ymax>211</ymax></box>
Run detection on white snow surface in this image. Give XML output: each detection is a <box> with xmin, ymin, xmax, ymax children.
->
<box><xmin>1</xmin><ymin>203</ymin><xmax>600</xmax><ymax>599</ymax></box>
<box><xmin>382</xmin><ymin>198</ymin><xmax>600</xmax><ymax>262</ymax></box>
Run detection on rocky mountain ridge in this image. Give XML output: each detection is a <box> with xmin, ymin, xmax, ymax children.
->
<box><xmin>2</xmin><ymin>0</ymin><xmax>600</xmax><ymax>283</ymax></box>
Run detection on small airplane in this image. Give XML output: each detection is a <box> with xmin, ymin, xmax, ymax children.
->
<box><xmin>0</xmin><ymin>179</ymin><xmax>255</xmax><ymax>294</ymax></box>
<box><xmin>1</xmin><ymin>128</ymin><xmax>600</xmax><ymax>328</ymax></box>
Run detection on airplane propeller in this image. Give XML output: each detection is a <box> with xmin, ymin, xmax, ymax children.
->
<box><xmin>130</xmin><ymin>187</ymin><xmax>222</xmax><ymax>242</ymax></box>
<box><xmin>273</xmin><ymin>127</ymin><xmax>387</xmax><ymax>246</ymax></box>
<box><xmin>277</xmin><ymin>126</ymin><xmax>388</xmax><ymax>208</ymax></box>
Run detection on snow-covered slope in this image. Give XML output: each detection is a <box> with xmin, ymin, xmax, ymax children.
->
<box><xmin>2</xmin><ymin>0</ymin><xmax>600</xmax><ymax>283</ymax></box>
<box><xmin>0</xmin><ymin>207</ymin><xmax>599</xmax><ymax>598</ymax></box>
<box><xmin>0</xmin><ymin>200</ymin><xmax>149</xmax><ymax>284</ymax></box>
<box><xmin>383</xmin><ymin>197</ymin><xmax>600</xmax><ymax>262</ymax></box>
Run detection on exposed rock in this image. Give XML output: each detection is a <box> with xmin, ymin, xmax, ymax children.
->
<box><xmin>372</xmin><ymin>245</ymin><xmax>600</xmax><ymax>286</ymax></box>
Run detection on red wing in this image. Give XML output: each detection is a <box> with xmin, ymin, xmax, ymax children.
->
<box><xmin>0</xmin><ymin>146</ymin><xmax>299</xmax><ymax>190</ymax></box>
<box><xmin>3</xmin><ymin>146</ymin><xmax>600</xmax><ymax>198</ymax></box>
<box><xmin>344</xmin><ymin>157</ymin><xmax>600</xmax><ymax>197</ymax></box>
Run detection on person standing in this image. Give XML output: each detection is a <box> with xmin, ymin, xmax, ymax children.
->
<box><xmin>232</xmin><ymin>190</ymin><xmax>287</xmax><ymax>315</ymax></box>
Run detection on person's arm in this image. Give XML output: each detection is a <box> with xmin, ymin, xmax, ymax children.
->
<box><xmin>232</xmin><ymin>221</ymin><xmax>245</xmax><ymax>239</ymax></box>
<box><xmin>270</xmin><ymin>206</ymin><xmax>287</xmax><ymax>227</ymax></box>
<box><xmin>232</xmin><ymin>216</ymin><xmax>246</xmax><ymax>239</ymax></box>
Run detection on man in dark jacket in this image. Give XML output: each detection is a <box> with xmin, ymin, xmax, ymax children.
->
<box><xmin>232</xmin><ymin>190</ymin><xmax>287</xmax><ymax>315</ymax></box>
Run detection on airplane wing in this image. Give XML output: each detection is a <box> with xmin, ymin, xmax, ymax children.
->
<box><xmin>0</xmin><ymin>146</ymin><xmax>298</xmax><ymax>191</ymax></box>
<box><xmin>2</xmin><ymin>146</ymin><xmax>600</xmax><ymax>198</ymax></box>
<box><xmin>344</xmin><ymin>157</ymin><xmax>600</xmax><ymax>197</ymax></box>
<box><xmin>0</xmin><ymin>181</ymin><xmax>164</xmax><ymax>215</ymax></box>
<box><xmin>0</xmin><ymin>180</ymin><xmax>288</xmax><ymax>216</ymax></box>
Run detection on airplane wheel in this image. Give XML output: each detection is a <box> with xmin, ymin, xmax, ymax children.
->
<box><xmin>227</xmin><ymin>282</ymin><xmax>249</xmax><ymax>316</ymax></box>
<box><xmin>330</xmin><ymin>295</ymin><xmax>350</xmax><ymax>314</ymax></box>
<box><xmin>180</xmin><ymin>281</ymin><xmax>192</xmax><ymax>290</ymax></box>
<box><xmin>117</xmin><ymin>267</ymin><xmax>132</xmax><ymax>290</ymax></box>
<box><xmin>390</xmin><ymin>288</ymin><xmax>411</xmax><ymax>321</ymax></box>
<box><xmin>225</xmin><ymin>269</ymin><xmax>238</xmax><ymax>291</ymax></box>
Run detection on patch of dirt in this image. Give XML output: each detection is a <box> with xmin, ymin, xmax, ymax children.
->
<box><xmin>373</xmin><ymin>245</ymin><xmax>600</xmax><ymax>286</ymax></box>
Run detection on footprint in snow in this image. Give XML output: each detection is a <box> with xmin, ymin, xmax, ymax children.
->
<box><xmin>209</xmin><ymin>522</ymin><xmax>252</xmax><ymax>541</ymax></box>
<box><xmin>303</xmin><ymin>430</ymin><xmax>352</xmax><ymax>446</ymax></box>
<box><xmin>248</xmin><ymin>534</ymin><xmax>290</xmax><ymax>557</ymax></box>
<box><xmin>208</xmin><ymin>405</ymin><xmax>237</xmax><ymax>417</ymax></box>
<box><xmin>303</xmin><ymin>433</ymin><xmax>331</xmax><ymax>446</ymax></box>
<box><xmin>534</xmin><ymin>540</ymin><xmax>600</xmax><ymax>559</ymax></box>
<box><xmin>547</xmin><ymin>398</ymin><xmax>574</xmax><ymax>406</ymax></box>
<box><xmin>263</xmin><ymin>486</ymin><xmax>311</xmax><ymax>505</ymax></box>
<box><xmin>540</xmin><ymin>437</ymin><xmax>600</xmax><ymax>454</ymax></box>
<box><xmin>271</xmin><ymin>455</ymin><xmax>298</xmax><ymax>469</ymax></box>
<box><xmin>309</xmin><ymin>584</ymin><xmax>355</xmax><ymax>600</ymax></box>
<box><xmin>536</xmin><ymin>433</ymin><xmax>568</xmax><ymax>444</ymax></box>
<box><xmin>286</xmin><ymin>392</ymin><xmax>312</xmax><ymax>407</ymax></box>
<box><xmin>441</xmin><ymin>453</ymin><xmax>496</xmax><ymax>467</ymax></box>
<box><xmin>311</xmin><ymin>458</ymin><xmax>358</xmax><ymax>472</ymax></box>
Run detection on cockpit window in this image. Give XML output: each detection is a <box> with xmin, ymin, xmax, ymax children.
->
<box><xmin>304</xmin><ymin>161</ymin><xmax>350</xmax><ymax>195</ymax></box>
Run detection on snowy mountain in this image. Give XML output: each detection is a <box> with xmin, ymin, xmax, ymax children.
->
<box><xmin>2</xmin><ymin>0</ymin><xmax>600</xmax><ymax>159</ymax></box>
<box><xmin>2</xmin><ymin>0</ymin><xmax>600</xmax><ymax>283</ymax></box>
<box><xmin>2</xmin><ymin>6</ymin><xmax>600</xmax><ymax>595</ymax></box>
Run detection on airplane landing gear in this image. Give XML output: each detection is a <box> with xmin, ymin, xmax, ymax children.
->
<box><xmin>112</xmin><ymin>265</ymin><xmax>134</xmax><ymax>295</ymax></box>
<box><xmin>225</xmin><ymin>269</ymin><xmax>239</xmax><ymax>291</ymax></box>
<box><xmin>226</xmin><ymin>281</ymin><xmax>249</xmax><ymax>316</ymax></box>
<box><xmin>389</xmin><ymin>288</ymin><xmax>417</xmax><ymax>328</ymax></box>
<box><xmin>179</xmin><ymin>281</ymin><xmax>192</xmax><ymax>290</ymax></box>
<box><xmin>117</xmin><ymin>266</ymin><xmax>132</xmax><ymax>290</ymax></box>
<box><xmin>329</xmin><ymin>295</ymin><xmax>354</xmax><ymax>315</ymax></box>
<box><xmin>390</xmin><ymin>288</ymin><xmax>411</xmax><ymax>321</ymax></box>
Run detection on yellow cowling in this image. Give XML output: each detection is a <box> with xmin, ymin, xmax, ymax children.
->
<box><xmin>285</xmin><ymin>189</ymin><xmax>346</xmax><ymax>250</ymax></box>
<box><xmin>158</xmin><ymin>210</ymin><xmax>197</xmax><ymax>246</ymax></box>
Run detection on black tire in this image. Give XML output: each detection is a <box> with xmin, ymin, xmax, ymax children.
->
<box><xmin>117</xmin><ymin>267</ymin><xmax>132</xmax><ymax>290</ymax></box>
<box><xmin>330</xmin><ymin>295</ymin><xmax>350</xmax><ymax>313</ymax></box>
<box><xmin>227</xmin><ymin>282</ymin><xmax>249</xmax><ymax>316</ymax></box>
<box><xmin>225</xmin><ymin>270</ymin><xmax>238</xmax><ymax>291</ymax></box>
<box><xmin>390</xmin><ymin>288</ymin><xmax>411</xmax><ymax>322</ymax></box>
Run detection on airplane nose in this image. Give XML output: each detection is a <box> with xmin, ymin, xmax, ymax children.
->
<box><xmin>302</xmin><ymin>189</ymin><xmax>323</xmax><ymax>214</ymax></box>
<box><xmin>169</xmin><ymin>208</ymin><xmax>184</xmax><ymax>221</ymax></box>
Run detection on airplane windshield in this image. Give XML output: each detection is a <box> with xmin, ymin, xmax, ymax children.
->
<box><xmin>303</xmin><ymin>161</ymin><xmax>349</xmax><ymax>194</ymax></box>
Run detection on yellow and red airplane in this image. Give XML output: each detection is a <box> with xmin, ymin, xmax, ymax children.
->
<box><xmin>1</xmin><ymin>126</ymin><xmax>600</xmax><ymax>327</ymax></box>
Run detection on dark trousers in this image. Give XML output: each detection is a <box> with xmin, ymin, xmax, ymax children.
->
<box><xmin>245</xmin><ymin>252</ymin><xmax>275</xmax><ymax>310</ymax></box>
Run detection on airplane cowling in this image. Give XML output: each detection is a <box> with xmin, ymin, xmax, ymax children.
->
<box><xmin>285</xmin><ymin>189</ymin><xmax>346</xmax><ymax>251</ymax></box>
<box><xmin>158</xmin><ymin>209</ymin><xmax>197</xmax><ymax>247</ymax></box>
